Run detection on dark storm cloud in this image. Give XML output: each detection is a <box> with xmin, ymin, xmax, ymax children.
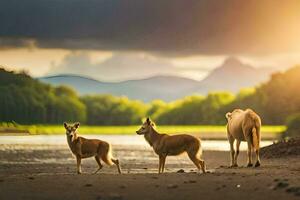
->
<box><xmin>0</xmin><ymin>0</ymin><xmax>300</xmax><ymax>55</ymax></box>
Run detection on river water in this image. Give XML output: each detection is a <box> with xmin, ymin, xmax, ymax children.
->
<box><xmin>0</xmin><ymin>135</ymin><xmax>273</xmax><ymax>151</ymax></box>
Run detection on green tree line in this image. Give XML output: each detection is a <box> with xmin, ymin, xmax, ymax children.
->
<box><xmin>1</xmin><ymin>66</ymin><xmax>300</xmax><ymax>127</ymax></box>
<box><xmin>0</xmin><ymin>69</ymin><xmax>86</xmax><ymax>124</ymax></box>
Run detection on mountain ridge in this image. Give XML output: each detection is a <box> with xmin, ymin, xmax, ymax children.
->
<box><xmin>39</xmin><ymin>58</ymin><xmax>277</xmax><ymax>102</ymax></box>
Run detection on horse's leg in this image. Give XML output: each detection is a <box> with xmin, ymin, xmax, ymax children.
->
<box><xmin>234</xmin><ymin>140</ymin><xmax>241</xmax><ymax>167</ymax></box>
<box><xmin>228</xmin><ymin>135</ymin><xmax>236</xmax><ymax>167</ymax></box>
<box><xmin>246</xmin><ymin>137</ymin><xmax>253</xmax><ymax>167</ymax></box>
<box><xmin>255</xmin><ymin>149</ymin><xmax>261</xmax><ymax>167</ymax></box>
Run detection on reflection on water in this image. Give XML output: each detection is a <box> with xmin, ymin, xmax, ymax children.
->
<box><xmin>0</xmin><ymin>135</ymin><xmax>273</xmax><ymax>151</ymax></box>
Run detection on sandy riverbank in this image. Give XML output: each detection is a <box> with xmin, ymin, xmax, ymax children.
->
<box><xmin>0</xmin><ymin>143</ymin><xmax>299</xmax><ymax>200</ymax></box>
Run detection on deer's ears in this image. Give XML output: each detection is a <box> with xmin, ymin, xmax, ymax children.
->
<box><xmin>74</xmin><ymin>122</ymin><xmax>80</xmax><ymax>129</ymax></box>
<box><xmin>146</xmin><ymin>117</ymin><xmax>155</xmax><ymax>126</ymax></box>
<box><xmin>146</xmin><ymin>117</ymin><xmax>151</xmax><ymax>125</ymax></box>
<box><xmin>63</xmin><ymin>122</ymin><xmax>68</xmax><ymax>129</ymax></box>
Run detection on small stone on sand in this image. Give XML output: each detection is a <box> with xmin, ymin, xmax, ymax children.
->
<box><xmin>276</xmin><ymin>182</ymin><xmax>289</xmax><ymax>189</ymax></box>
<box><xmin>167</xmin><ymin>184</ymin><xmax>178</xmax><ymax>189</ymax></box>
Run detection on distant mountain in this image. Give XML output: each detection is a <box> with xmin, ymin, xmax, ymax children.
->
<box><xmin>39</xmin><ymin>57</ymin><xmax>277</xmax><ymax>102</ymax></box>
<box><xmin>39</xmin><ymin>74</ymin><xmax>199</xmax><ymax>102</ymax></box>
<box><xmin>196</xmin><ymin>57</ymin><xmax>275</xmax><ymax>93</ymax></box>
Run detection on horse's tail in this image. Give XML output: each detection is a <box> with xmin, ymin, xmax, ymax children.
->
<box><xmin>245</xmin><ymin>109</ymin><xmax>261</xmax><ymax>151</ymax></box>
<box><xmin>251</xmin><ymin>126</ymin><xmax>260</xmax><ymax>151</ymax></box>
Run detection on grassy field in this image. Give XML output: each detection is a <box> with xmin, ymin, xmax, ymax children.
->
<box><xmin>0</xmin><ymin>123</ymin><xmax>286</xmax><ymax>139</ymax></box>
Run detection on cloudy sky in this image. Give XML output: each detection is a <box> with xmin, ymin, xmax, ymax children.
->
<box><xmin>1</xmin><ymin>0</ymin><xmax>300</xmax><ymax>81</ymax></box>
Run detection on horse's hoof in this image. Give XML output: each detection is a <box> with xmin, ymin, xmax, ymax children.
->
<box><xmin>230</xmin><ymin>164</ymin><xmax>238</xmax><ymax>168</ymax></box>
<box><xmin>255</xmin><ymin>162</ymin><xmax>261</xmax><ymax>167</ymax></box>
<box><xmin>247</xmin><ymin>163</ymin><xmax>253</xmax><ymax>167</ymax></box>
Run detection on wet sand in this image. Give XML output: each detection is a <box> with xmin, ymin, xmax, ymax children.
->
<box><xmin>0</xmin><ymin>144</ymin><xmax>299</xmax><ymax>200</ymax></box>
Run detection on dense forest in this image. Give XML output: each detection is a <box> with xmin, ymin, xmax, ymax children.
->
<box><xmin>1</xmin><ymin>66</ymin><xmax>300</xmax><ymax>127</ymax></box>
<box><xmin>0</xmin><ymin>69</ymin><xmax>86</xmax><ymax>124</ymax></box>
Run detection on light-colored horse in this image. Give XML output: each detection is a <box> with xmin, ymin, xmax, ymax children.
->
<box><xmin>226</xmin><ymin>109</ymin><xmax>261</xmax><ymax>167</ymax></box>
